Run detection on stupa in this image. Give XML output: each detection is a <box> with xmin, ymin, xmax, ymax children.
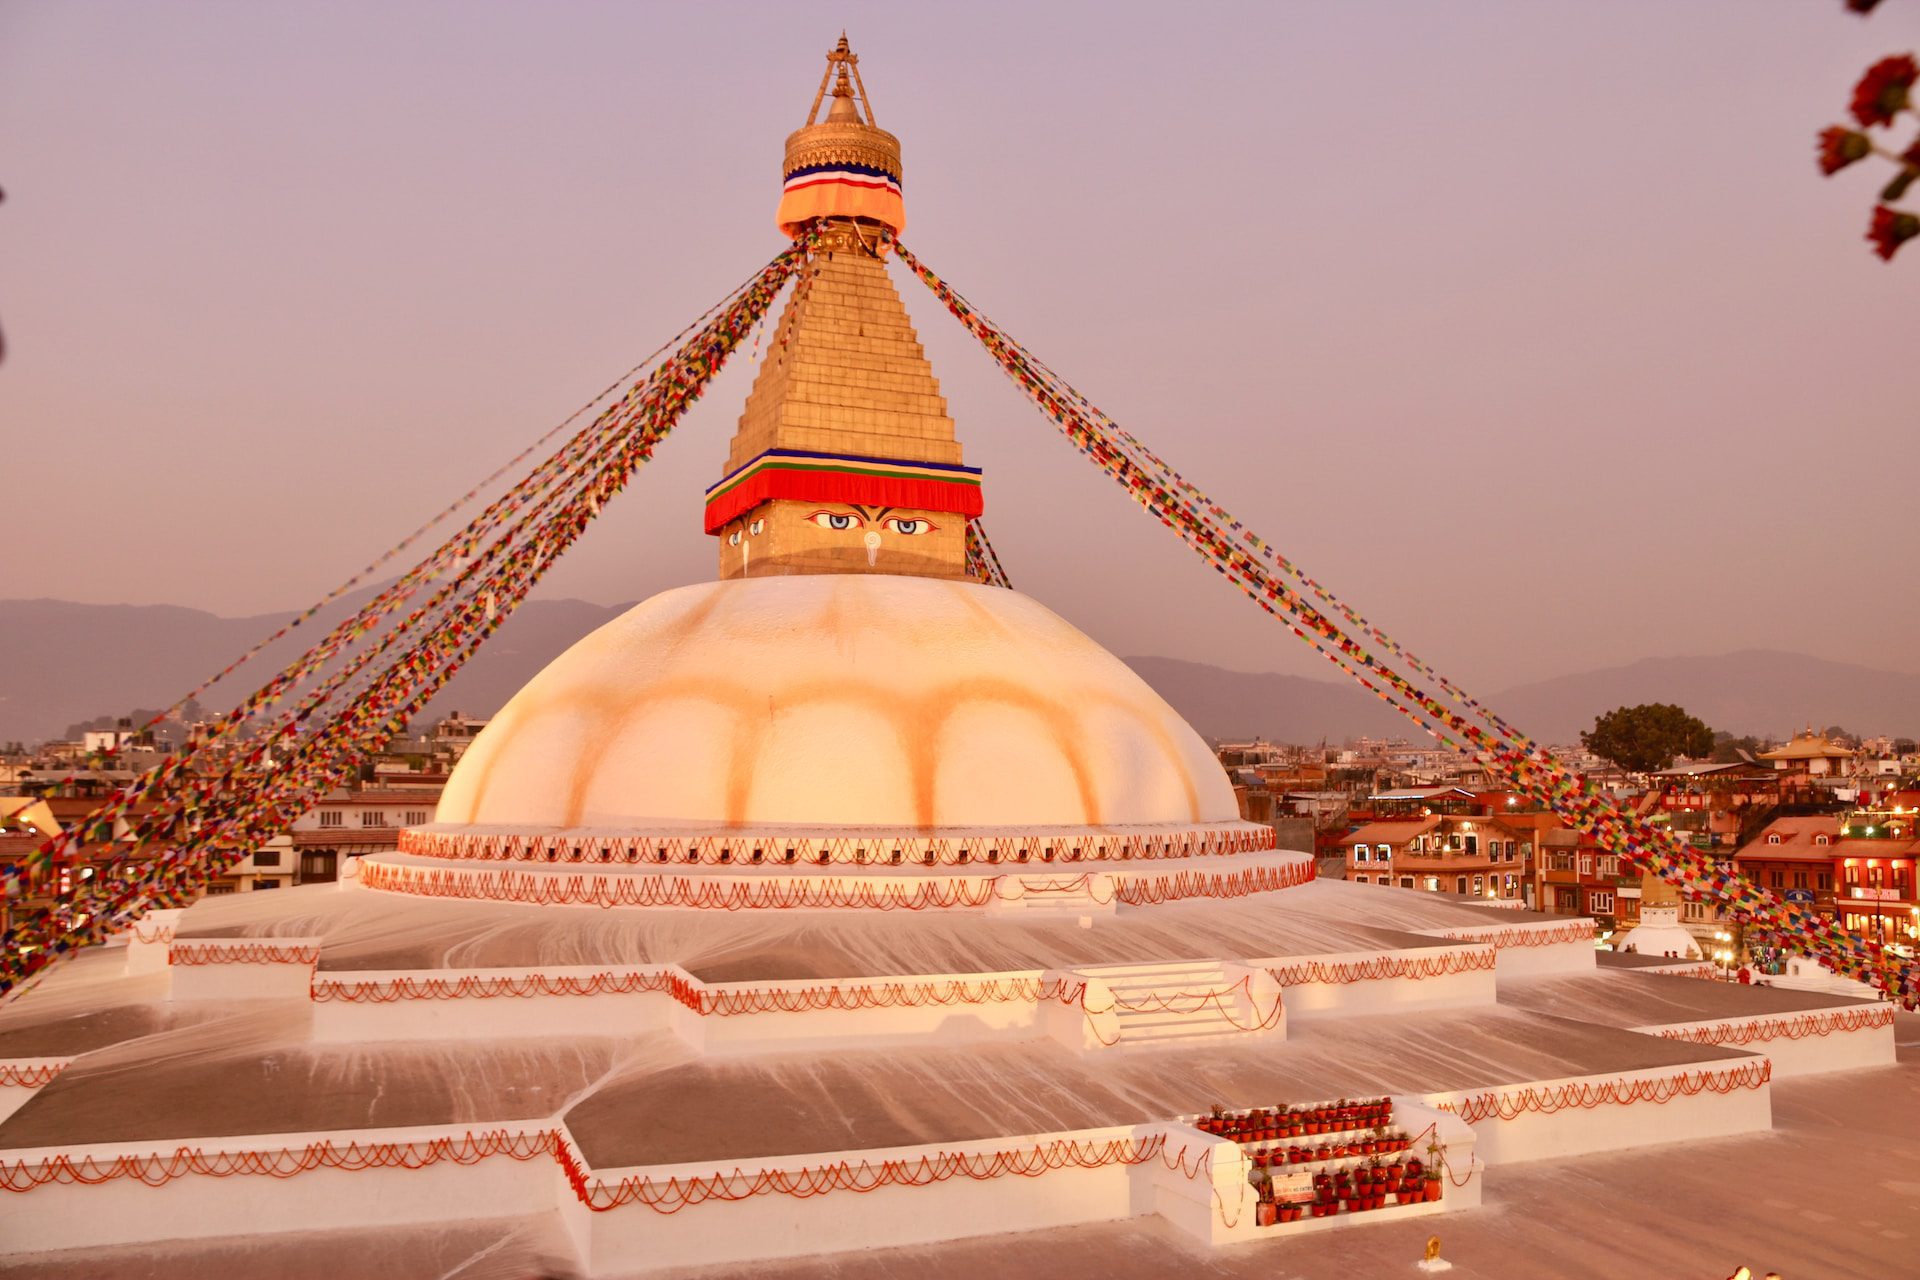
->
<box><xmin>0</xmin><ymin>37</ymin><xmax>1902</xmax><ymax>1280</ymax></box>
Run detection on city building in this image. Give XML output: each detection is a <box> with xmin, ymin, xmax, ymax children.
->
<box><xmin>1758</xmin><ymin>729</ymin><xmax>1858</xmax><ymax>777</ymax></box>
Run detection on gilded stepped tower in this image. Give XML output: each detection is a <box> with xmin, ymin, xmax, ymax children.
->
<box><xmin>707</xmin><ymin>34</ymin><xmax>979</xmax><ymax>581</ymax></box>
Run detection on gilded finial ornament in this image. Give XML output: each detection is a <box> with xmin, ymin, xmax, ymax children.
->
<box><xmin>777</xmin><ymin>33</ymin><xmax>905</xmax><ymax>238</ymax></box>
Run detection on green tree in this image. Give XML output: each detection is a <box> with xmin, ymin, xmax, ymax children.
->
<box><xmin>1581</xmin><ymin>704</ymin><xmax>1715</xmax><ymax>773</ymax></box>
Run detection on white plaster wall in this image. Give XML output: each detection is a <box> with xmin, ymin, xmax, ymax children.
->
<box><xmin>122</xmin><ymin>909</ymin><xmax>182</xmax><ymax>976</ymax></box>
<box><xmin>312</xmin><ymin>982</ymin><xmax>672</xmax><ymax>1042</ymax></box>
<box><xmin>1258</xmin><ymin>947</ymin><xmax>1497</xmax><ymax>1019</ymax></box>
<box><xmin>168</xmin><ymin>960</ymin><xmax>316</xmax><ymax>1002</ymax></box>
<box><xmin>0</xmin><ymin>1060</ymin><xmax>68</xmax><ymax>1127</ymax></box>
<box><xmin>675</xmin><ymin>972</ymin><xmax>1062</xmax><ymax>1054</ymax></box>
<box><xmin>1488</xmin><ymin>938</ymin><xmax>1596</xmax><ymax>978</ymax></box>
<box><xmin>1634</xmin><ymin>1015</ymin><xmax>1895</xmax><ymax>1078</ymax></box>
<box><xmin>0</xmin><ymin>1127</ymin><xmax>561</xmax><ymax>1255</ymax></box>
<box><xmin>581</xmin><ymin>1131</ymin><xmax>1152</xmax><ymax>1274</ymax></box>
<box><xmin>1425</xmin><ymin>1058</ymin><xmax>1774</xmax><ymax>1165</ymax></box>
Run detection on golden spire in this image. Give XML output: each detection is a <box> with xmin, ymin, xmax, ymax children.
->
<box><xmin>708</xmin><ymin>38</ymin><xmax>977</xmax><ymax>581</ymax></box>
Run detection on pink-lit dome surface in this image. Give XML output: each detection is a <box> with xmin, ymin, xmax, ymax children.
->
<box><xmin>434</xmin><ymin>575</ymin><xmax>1240</xmax><ymax>833</ymax></box>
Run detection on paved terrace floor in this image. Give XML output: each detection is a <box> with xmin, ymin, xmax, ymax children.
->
<box><xmin>1499</xmin><ymin>967</ymin><xmax>1880</xmax><ymax>1027</ymax></box>
<box><xmin>4</xmin><ymin>1021</ymin><xmax>1912</xmax><ymax>1280</ymax></box>
<box><xmin>157</xmin><ymin>877</ymin><xmax>1559</xmax><ymax>979</ymax></box>
<box><xmin>0</xmin><ymin>983</ymin><xmax>1750</xmax><ymax>1156</ymax></box>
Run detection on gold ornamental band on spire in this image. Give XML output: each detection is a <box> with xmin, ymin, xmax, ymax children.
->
<box><xmin>777</xmin><ymin>34</ymin><xmax>905</xmax><ymax>237</ymax></box>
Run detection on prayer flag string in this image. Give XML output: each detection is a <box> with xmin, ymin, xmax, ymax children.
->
<box><xmin>0</xmin><ymin>239</ymin><xmax>814</xmax><ymax>997</ymax></box>
<box><xmin>889</xmin><ymin>236</ymin><xmax>1912</xmax><ymax>1008</ymax></box>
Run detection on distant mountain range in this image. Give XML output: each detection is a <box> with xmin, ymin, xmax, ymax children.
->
<box><xmin>3</xmin><ymin>595</ymin><xmax>1917</xmax><ymax>747</ymax></box>
<box><xmin>1127</xmin><ymin>651</ymin><xmax>1920</xmax><ymax>744</ymax></box>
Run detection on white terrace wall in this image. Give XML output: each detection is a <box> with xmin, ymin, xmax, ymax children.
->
<box><xmin>311</xmin><ymin>967</ymin><xmax>675</xmax><ymax>1042</ymax></box>
<box><xmin>1416</xmin><ymin>919</ymin><xmax>1597</xmax><ymax>979</ymax></box>
<box><xmin>675</xmin><ymin>969</ymin><xmax>1070</xmax><ymax>1054</ymax></box>
<box><xmin>1258</xmin><ymin>945</ymin><xmax>1497</xmax><ymax>1019</ymax></box>
<box><xmin>1632</xmin><ymin>1008</ymin><xmax>1896</xmax><ymax>1078</ymax></box>
<box><xmin>166</xmin><ymin>938</ymin><xmax>321</xmax><ymax>1001</ymax></box>
<box><xmin>1422</xmin><ymin>1056</ymin><xmax>1774</xmax><ymax>1165</ymax></box>
<box><xmin>0</xmin><ymin>1124</ymin><xmax>561</xmax><ymax>1256</ymax></box>
<box><xmin>0</xmin><ymin>1059</ymin><xmax>69</xmax><ymax>1126</ymax></box>
<box><xmin>576</xmin><ymin>1125</ymin><xmax>1162</xmax><ymax>1274</ymax></box>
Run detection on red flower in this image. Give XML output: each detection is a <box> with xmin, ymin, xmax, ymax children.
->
<box><xmin>1867</xmin><ymin>205</ymin><xmax>1920</xmax><ymax>260</ymax></box>
<box><xmin>1818</xmin><ymin>126</ymin><xmax>1873</xmax><ymax>175</ymax></box>
<box><xmin>1851</xmin><ymin>55</ymin><xmax>1917</xmax><ymax>128</ymax></box>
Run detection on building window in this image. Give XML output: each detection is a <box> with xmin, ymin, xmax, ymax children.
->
<box><xmin>317</xmin><ymin>810</ymin><xmax>343</xmax><ymax>829</ymax></box>
<box><xmin>1792</xmin><ymin>871</ymin><xmax>1808</xmax><ymax>890</ymax></box>
<box><xmin>1376</xmin><ymin>844</ymin><xmax>1391</xmax><ymax>859</ymax></box>
<box><xmin>1472</xmin><ymin>874</ymin><xmax>1484</xmax><ymax>895</ymax></box>
<box><xmin>1589</xmin><ymin>890</ymin><xmax>1614</xmax><ymax>914</ymax></box>
<box><xmin>1504</xmin><ymin>874</ymin><xmax>1518</xmax><ymax>895</ymax></box>
<box><xmin>1769</xmin><ymin>870</ymin><xmax>1784</xmax><ymax>888</ymax></box>
<box><xmin>361</xmin><ymin>811</ymin><xmax>387</xmax><ymax>827</ymax></box>
<box><xmin>1683</xmin><ymin>901</ymin><xmax>1706</xmax><ymax>921</ymax></box>
<box><xmin>403</xmin><ymin>810</ymin><xmax>428</xmax><ymax>826</ymax></box>
<box><xmin>1424</xmin><ymin>876</ymin><xmax>1439</xmax><ymax>892</ymax></box>
<box><xmin>1818</xmin><ymin>871</ymin><xmax>1832</xmax><ymax>891</ymax></box>
<box><xmin>258</xmin><ymin>879</ymin><xmax>282</xmax><ymax>890</ymax></box>
<box><xmin>1464</xmin><ymin>835</ymin><xmax>1478</xmax><ymax>855</ymax></box>
<box><xmin>1814</xmin><ymin>835</ymin><xmax>1830</xmax><ymax>846</ymax></box>
<box><xmin>1354</xmin><ymin>874</ymin><xmax>1368</xmax><ymax>885</ymax></box>
<box><xmin>1579</xmin><ymin>854</ymin><xmax>1592</xmax><ymax>876</ymax></box>
<box><xmin>1353</xmin><ymin>845</ymin><xmax>1368</xmax><ymax>862</ymax></box>
<box><xmin>1599</xmin><ymin>856</ymin><xmax>1618</xmax><ymax>876</ymax></box>
<box><xmin>1767</xmin><ymin>834</ymin><xmax>1781</xmax><ymax>845</ymax></box>
<box><xmin>253</xmin><ymin>849</ymin><xmax>280</xmax><ymax>868</ymax></box>
<box><xmin>1454</xmin><ymin>875</ymin><xmax>1467</xmax><ymax>895</ymax></box>
<box><xmin>1400</xmin><ymin>876</ymin><xmax>1414</xmax><ymax>889</ymax></box>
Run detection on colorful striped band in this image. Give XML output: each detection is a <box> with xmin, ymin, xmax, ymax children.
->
<box><xmin>783</xmin><ymin>161</ymin><xmax>902</xmax><ymax>193</ymax></box>
<box><xmin>703</xmin><ymin>449</ymin><xmax>983</xmax><ymax>534</ymax></box>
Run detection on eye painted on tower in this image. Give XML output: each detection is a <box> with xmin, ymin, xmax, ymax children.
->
<box><xmin>749</xmin><ymin>518</ymin><xmax>765</xmax><ymax>536</ymax></box>
<box><xmin>808</xmin><ymin>510</ymin><xmax>863</xmax><ymax>531</ymax></box>
<box><xmin>727</xmin><ymin>529</ymin><xmax>743</xmax><ymax>546</ymax></box>
<box><xmin>884</xmin><ymin>517</ymin><xmax>937</xmax><ymax>536</ymax></box>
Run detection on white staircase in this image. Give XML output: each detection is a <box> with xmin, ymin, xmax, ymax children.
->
<box><xmin>989</xmin><ymin>872</ymin><xmax>1116</xmax><ymax>917</ymax></box>
<box><xmin>1077</xmin><ymin>959</ymin><xmax>1280</xmax><ymax>1048</ymax></box>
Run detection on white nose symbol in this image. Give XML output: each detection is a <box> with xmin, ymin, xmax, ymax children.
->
<box><xmin>863</xmin><ymin>530</ymin><xmax>882</xmax><ymax>566</ymax></box>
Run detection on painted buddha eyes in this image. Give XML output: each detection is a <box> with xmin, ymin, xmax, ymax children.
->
<box><xmin>806</xmin><ymin>510</ymin><xmax>940</xmax><ymax>535</ymax></box>
<box><xmin>884</xmin><ymin>517</ymin><xmax>934</xmax><ymax>536</ymax></box>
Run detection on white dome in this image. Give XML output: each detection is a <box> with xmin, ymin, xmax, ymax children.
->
<box><xmin>436</xmin><ymin>575</ymin><xmax>1238</xmax><ymax>831</ymax></box>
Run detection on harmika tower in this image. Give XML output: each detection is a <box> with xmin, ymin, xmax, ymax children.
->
<box><xmin>705</xmin><ymin>34</ymin><xmax>981</xmax><ymax>581</ymax></box>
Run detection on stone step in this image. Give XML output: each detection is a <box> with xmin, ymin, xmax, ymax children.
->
<box><xmin>1105</xmin><ymin>978</ymin><xmax>1233</xmax><ymax>998</ymax></box>
<box><xmin>1111</xmin><ymin>1009</ymin><xmax>1240</xmax><ymax>1031</ymax></box>
<box><xmin>1111</xmin><ymin>1021</ymin><xmax>1252</xmax><ymax>1044</ymax></box>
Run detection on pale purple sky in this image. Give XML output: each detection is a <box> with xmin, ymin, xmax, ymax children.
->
<box><xmin>2</xmin><ymin>1</ymin><xmax>1914</xmax><ymax>689</ymax></box>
